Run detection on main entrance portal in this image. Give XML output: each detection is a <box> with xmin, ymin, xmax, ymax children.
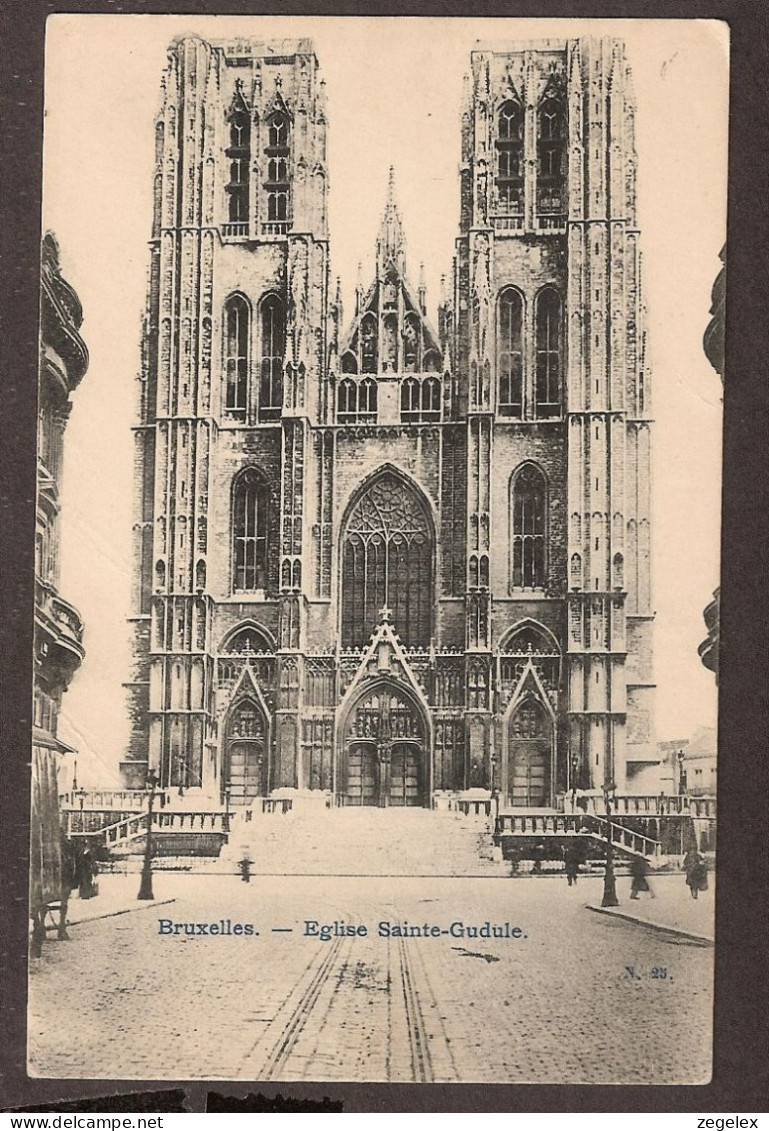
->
<box><xmin>339</xmin><ymin>683</ymin><xmax>427</xmax><ymax>807</ymax></box>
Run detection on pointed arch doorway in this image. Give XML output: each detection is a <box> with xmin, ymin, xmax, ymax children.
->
<box><xmin>223</xmin><ymin>698</ymin><xmax>268</xmax><ymax>806</ymax></box>
<box><xmin>338</xmin><ymin>681</ymin><xmax>428</xmax><ymax>807</ymax></box>
<box><xmin>506</xmin><ymin>698</ymin><xmax>554</xmax><ymax>808</ymax></box>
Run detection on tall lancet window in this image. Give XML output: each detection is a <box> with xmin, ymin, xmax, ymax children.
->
<box><xmin>498</xmin><ymin>287</ymin><xmax>524</xmax><ymax>416</ymax></box>
<box><xmin>534</xmin><ymin>287</ymin><xmax>562</xmax><ymax>417</ymax></box>
<box><xmin>496</xmin><ymin>100</ymin><xmax>524</xmax><ymax>213</ymax></box>
<box><xmin>341</xmin><ymin>472</ymin><xmax>433</xmax><ymax>648</ymax></box>
<box><xmin>537</xmin><ymin>90</ymin><xmax>566</xmax><ymax>216</ymax></box>
<box><xmin>232</xmin><ymin>469</ymin><xmax>268</xmax><ymax>593</ymax></box>
<box><xmin>226</xmin><ymin>109</ymin><xmax>251</xmax><ymax>224</ymax></box>
<box><xmin>265</xmin><ymin>112</ymin><xmax>290</xmax><ymax>225</ymax></box>
<box><xmin>259</xmin><ymin>294</ymin><xmax>285</xmax><ymax>421</ymax></box>
<box><xmin>511</xmin><ymin>464</ymin><xmax>547</xmax><ymax>589</ymax></box>
<box><xmin>223</xmin><ymin>294</ymin><xmax>250</xmax><ymax>416</ymax></box>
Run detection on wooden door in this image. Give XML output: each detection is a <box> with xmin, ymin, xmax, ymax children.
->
<box><xmin>509</xmin><ymin>741</ymin><xmax>549</xmax><ymax>807</ymax></box>
<box><xmin>390</xmin><ymin>743</ymin><xmax>422</xmax><ymax>806</ymax></box>
<box><xmin>345</xmin><ymin>743</ymin><xmax>378</xmax><ymax>805</ymax></box>
<box><xmin>228</xmin><ymin>741</ymin><xmax>265</xmax><ymax>806</ymax></box>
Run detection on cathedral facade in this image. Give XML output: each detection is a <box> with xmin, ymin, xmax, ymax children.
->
<box><xmin>122</xmin><ymin>34</ymin><xmax>656</xmax><ymax>810</ymax></box>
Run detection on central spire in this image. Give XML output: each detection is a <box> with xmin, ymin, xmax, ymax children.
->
<box><xmin>376</xmin><ymin>166</ymin><xmax>406</xmax><ymax>277</ymax></box>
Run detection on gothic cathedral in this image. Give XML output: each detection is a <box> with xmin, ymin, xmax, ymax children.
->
<box><xmin>122</xmin><ymin>35</ymin><xmax>655</xmax><ymax>811</ymax></box>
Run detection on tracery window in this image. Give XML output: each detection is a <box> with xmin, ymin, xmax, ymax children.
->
<box><xmin>223</xmin><ymin>294</ymin><xmax>250</xmax><ymax>416</ymax></box>
<box><xmin>232</xmin><ymin>468</ymin><xmax>268</xmax><ymax>593</ymax></box>
<box><xmin>498</xmin><ymin>288</ymin><xmax>524</xmax><ymax>416</ymax></box>
<box><xmin>496</xmin><ymin>100</ymin><xmax>524</xmax><ymax>213</ymax></box>
<box><xmin>226</xmin><ymin>110</ymin><xmax>250</xmax><ymax>224</ymax></box>
<box><xmin>537</xmin><ymin>92</ymin><xmax>566</xmax><ymax>215</ymax></box>
<box><xmin>341</xmin><ymin>472</ymin><xmax>433</xmax><ymax>648</ymax></box>
<box><xmin>511</xmin><ymin>464</ymin><xmax>547</xmax><ymax>589</ymax></box>
<box><xmin>337</xmin><ymin>377</ymin><xmax>378</xmax><ymax>424</ymax></box>
<box><xmin>259</xmin><ymin>294</ymin><xmax>284</xmax><ymax>421</ymax></box>
<box><xmin>534</xmin><ymin>287</ymin><xmax>562</xmax><ymax>417</ymax></box>
<box><xmin>265</xmin><ymin>112</ymin><xmax>290</xmax><ymax>227</ymax></box>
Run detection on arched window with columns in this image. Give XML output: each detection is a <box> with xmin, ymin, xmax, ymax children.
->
<box><xmin>232</xmin><ymin>468</ymin><xmax>269</xmax><ymax>593</ymax></box>
<box><xmin>510</xmin><ymin>464</ymin><xmax>547</xmax><ymax>589</ymax></box>
<box><xmin>498</xmin><ymin>287</ymin><xmax>524</xmax><ymax>416</ymax></box>
<box><xmin>259</xmin><ymin>294</ymin><xmax>284</xmax><ymax>421</ymax></box>
<box><xmin>223</xmin><ymin>294</ymin><xmax>250</xmax><ymax>416</ymax></box>
<box><xmin>534</xmin><ymin>287</ymin><xmax>562</xmax><ymax>417</ymax></box>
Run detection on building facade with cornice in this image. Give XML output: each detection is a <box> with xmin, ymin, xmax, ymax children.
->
<box><xmin>32</xmin><ymin>233</ymin><xmax>89</xmax><ymax>944</ymax></box>
<box><xmin>122</xmin><ymin>35</ymin><xmax>656</xmax><ymax>811</ymax></box>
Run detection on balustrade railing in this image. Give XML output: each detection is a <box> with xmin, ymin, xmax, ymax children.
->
<box><xmin>261</xmin><ymin>221</ymin><xmax>290</xmax><ymax>236</ymax></box>
<box><xmin>60</xmin><ymin>789</ymin><xmax>170</xmax><ymax>811</ymax></box>
<box><xmin>560</xmin><ymin>794</ymin><xmax>716</xmax><ymax>819</ymax></box>
<box><xmin>65</xmin><ymin>809</ymin><xmax>227</xmax><ymax>847</ymax></box>
<box><xmin>495</xmin><ymin>812</ymin><xmax>661</xmax><ymax>858</ymax></box>
<box><xmin>221</xmin><ymin>222</ymin><xmax>249</xmax><ymax>238</ymax></box>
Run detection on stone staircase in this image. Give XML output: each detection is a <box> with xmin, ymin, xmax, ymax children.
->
<box><xmin>219</xmin><ymin>806</ymin><xmax>510</xmax><ymax>877</ymax></box>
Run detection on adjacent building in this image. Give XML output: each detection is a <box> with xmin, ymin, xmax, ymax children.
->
<box><xmin>32</xmin><ymin>233</ymin><xmax>89</xmax><ymax>938</ymax></box>
<box><xmin>122</xmin><ymin>35</ymin><xmax>656</xmax><ymax>810</ymax></box>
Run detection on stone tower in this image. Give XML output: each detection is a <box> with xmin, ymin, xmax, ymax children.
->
<box><xmin>122</xmin><ymin>34</ymin><xmax>654</xmax><ymax>807</ymax></box>
<box><xmin>123</xmin><ymin>36</ymin><xmax>329</xmax><ymax>797</ymax></box>
<box><xmin>455</xmin><ymin>37</ymin><xmax>654</xmax><ymax>801</ymax></box>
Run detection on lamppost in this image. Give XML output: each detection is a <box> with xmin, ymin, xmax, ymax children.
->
<box><xmin>75</xmin><ymin>786</ymin><xmax>87</xmax><ymax>834</ymax></box>
<box><xmin>490</xmin><ymin>753</ymin><xmax>500</xmax><ymax>828</ymax></box>
<box><xmin>677</xmin><ymin>748</ymin><xmax>687</xmax><ymax>797</ymax></box>
<box><xmin>223</xmin><ymin>785</ymin><xmax>232</xmax><ymax>836</ymax></box>
<box><xmin>601</xmin><ymin>780</ymin><xmax>619</xmax><ymax>907</ymax></box>
<box><xmin>137</xmin><ymin>768</ymin><xmax>159</xmax><ymax>901</ymax></box>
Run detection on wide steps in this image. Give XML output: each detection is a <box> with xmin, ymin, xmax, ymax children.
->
<box><xmin>220</xmin><ymin>807</ymin><xmax>509</xmax><ymax>877</ymax></box>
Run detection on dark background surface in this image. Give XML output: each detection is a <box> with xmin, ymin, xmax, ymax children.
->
<box><xmin>2</xmin><ymin>0</ymin><xmax>767</xmax><ymax>1114</ymax></box>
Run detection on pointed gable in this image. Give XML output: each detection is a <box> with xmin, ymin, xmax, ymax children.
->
<box><xmin>338</xmin><ymin>168</ymin><xmax>443</xmax><ymax>377</ymax></box>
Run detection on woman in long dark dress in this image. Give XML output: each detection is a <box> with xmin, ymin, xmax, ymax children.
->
<box><xmin>684</xmin><ymin>848</ymin><xmax>708</xmax><ymax>899</ymax></box>
<box><xmin>629</xmin><ymin>855</ymin><xmax>653</xmax><ymax>899</ymax></box>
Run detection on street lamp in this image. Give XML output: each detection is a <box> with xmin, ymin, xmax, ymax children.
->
<box><xmin>677</xmin><ymin>748</ymin><xmax>687</xmax><ymax>797</ymax></box>
<box><xmin>75</xmin><ymin>786</ymin><xmax>87</xmax><ymax>834</ymax></box>
<box><xmin>601</xmin><ymin>780</ymin><xmax>619</xmax><ymax>907</ymax></box>
<box><xmin>223</xmin><ymin>785</ymin><xmax>232</xmax><ymax>836</ymax></box>
<box><xmin>137</xmin><ymin>768</ymin><xmax>159</xmax><ymax>901</ymax></box>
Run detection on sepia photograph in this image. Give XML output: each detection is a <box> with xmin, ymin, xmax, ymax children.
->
<box><xmin>27</xmin><ymin>14</ymin><xmax>727</xmax><ymax>1086</ymax></box>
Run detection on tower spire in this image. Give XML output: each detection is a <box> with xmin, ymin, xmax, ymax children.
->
<box><xmin>376</xmin><ymin>166</ymin><xmax>406</xmax><ymax>277</ymax></box>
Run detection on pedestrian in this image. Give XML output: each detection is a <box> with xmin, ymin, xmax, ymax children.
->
<box><xmin>76</xmin><ymin>842</ymin><xmax>99</xmax><ymax>900</ymax></box>
<box><xmin>683</xmin><ymin>847</ymin><xmax>708</xmax><ymax>899</ymax></box>
<box><xmin>563</xmin><ymin>843</ymin><xmax>580</xmax><ymax>886</ymax></box>
<box><xmin>629</xmin><ymin>855</ymin><xmax>654</xmax><ymax>900</ymax></box>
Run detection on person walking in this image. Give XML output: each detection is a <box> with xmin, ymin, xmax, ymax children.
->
<box><xmin>684</xmin><ymin>847</ymin><xmax>708</xmax><ymax>899</ymax></box>
<box><xmin>629</xmin><ymin>854</ymin><xmax>654</xmax><ymax>899</ymax></box>
<box><xmin>563</xmin><ymin>842</ymin><xmax>580</xmax><ymax>886</ymax></box>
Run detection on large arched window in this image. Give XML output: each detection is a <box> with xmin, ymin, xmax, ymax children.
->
<box><xmin>265</xmin><ymin>112</ymin><xmax>290</xmax><ymax>225</ymax></box>
<box><xmin>534</xmin><ymin>287</ymin><xmax>562</xmax><ymax>417</ymax></box>
<box><xmin>496</xmin><ymin>100</ymin><xmax>524</xmax><ymax>212</ymax></box>
<box><xmin>226</xmin><ymin>110</ymin><xmax>250</xmax><ymax>224</ymax></box>
<box><xmin>341</xmin><ymin>471</ymin><xmax>433</xmax><ymax>648</ymax></box>
<box><xmin>498</xmin><ymin>288</ymin><xmax>524</xmax><ymax>416</ymax></box>
<box><xmin>511</xmin><ymin>464</ymin><xmax>547</xmax><ymax>589</ymax></box>
<box><xmin>232</xmin><ymin>469</ymin><xmax>268</xmax><ymax>593</ymax></box>
<box><xmin>259</xmin><ymin>294</ymin><xmax>284</xmax><ymax>421</ymax></box>
<box><xmin>537</xmin><ymin>91</ymin><xmax>565</xmax><ymax>215</ymax></box>
<box><xmin>224</xmin><ymin>294</ymin><xmax>250</xmax><ymax>415</ymax></box>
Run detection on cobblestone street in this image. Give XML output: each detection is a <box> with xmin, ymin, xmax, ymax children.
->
<box><xmin>28</xmin><ymin>869</ymin><xmax>713</xmax><ymax>1084</ymax></box>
